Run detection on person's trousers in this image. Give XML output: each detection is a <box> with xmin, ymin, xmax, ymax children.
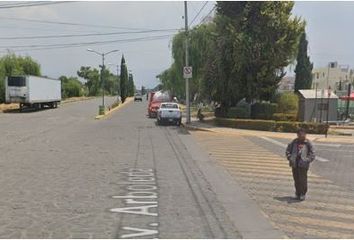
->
<box><xmin>292</xmin><ymin>167</ymin><xmax>308</xmax><ymax>196</ymax></box>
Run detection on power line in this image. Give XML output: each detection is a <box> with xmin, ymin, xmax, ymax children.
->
<box><xmin>0</xmin><ymin>34</ymin><xmax>173</xmax><ymax>51</ymax></box>
<box><xmin>0</xmin><ymin>1</ymin><xmax>71</xmax><ymax>9</ymax></box>
<box><xmin>197</xmin><ymin>5</ymin><xmax>216</xmax><ymax>26</ymax></box>
<box><xmin>189</xmin><ymin>1</ymin><xmax>208</xmax><ymax>27</ymax></box>
<box><xmin>0</xmin><ymin>16</ymin><xmax>158</xmax><ymax>31</ymax></box>
<box><xmin>0</xmin><ymin>29</ymin><xmax>179</xmax><ymax>40</ymax></box>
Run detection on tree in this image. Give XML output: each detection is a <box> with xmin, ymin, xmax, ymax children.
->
<box><xmin>294</xmin><ymin>31</ymin><xmax>313</xmax><ymax>91</ymax></box>
<box><xmin>160</xmin><ymin>2</ymin><xmax>304</xmax><ymax>117</ymax></box>
<box><xmin>77</xmin><ymin>66</ymin><xmax>100</xmax><ymax>96</ymax></box>
<box><xmin>0</xmin><ymin>54</ymin><xmax>41</xmax><ymax>103</ymax></box>
<box><xmin>128</xmin><ymin>73</ymin><xmax>135</xmax><ymax>96</ymax></box>
<box><xmin>120</xmin><ymin>55</ymin><xmax>128</xmax><ymax>103</ymax></box>
<box><xmin>216</xmin><ymin>2</ymin><xmax>303</xmax><ymax>103</ymax></box>
<box><xmin>141</xmin><ymin>86</ymin><xmax>146</xmax><ymax>95</ymax></box>
<box><xmin>60</xmin><ymin>76</ymin><xmax>84</xmax><ymax>98</ymax></box>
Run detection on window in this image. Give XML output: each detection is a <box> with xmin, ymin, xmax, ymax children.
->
<box><xmin>161</xmin><ymin>103</ymin><xmax>178</xmax><ymax>109</ymax></box>
<box><xmin>7</xmin><ymin>76</ymin><xmax>26</xmax><ymax>87</ymax></box>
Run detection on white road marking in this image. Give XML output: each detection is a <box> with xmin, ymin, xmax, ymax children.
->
<box><xmin>260</xmin><ymin>136</ymin><xmax>330</xmax><ymax>162</ymax></box>
<box><xmin>111</xmin><ymin>168</ymin><xmax>159</xmax><ymax>238</ymax></box>
<box><xmin>121</xmin><ymin>227</ymin><xmax>158</xmax><ymax>238</ymax></box>
<box><xmin>314</xmin><ymin>143</ymin><xmax>341</xmax><ymax>148</ymax></box>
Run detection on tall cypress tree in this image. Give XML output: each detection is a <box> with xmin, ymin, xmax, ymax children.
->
<box><xmin>128</xmin><ymin>73</ymin><xmax>135</xmax><ymax>96</ymax></box>
<box><xmin>120</xmin><ymin>55</ymin><xmax>128</xmax><ymax>103</ymax></box>
<box><xmin>294</xmin><ymin>32</ymin><xmax>313</xmax><ymax>92</ymax></box>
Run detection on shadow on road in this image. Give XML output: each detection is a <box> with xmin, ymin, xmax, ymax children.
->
<box><xmin>274</xmin><ymin>196</ymin><xmax>301</xmax><ymax>204</ymax></box>
<box><xmin>2</xmin><ymin>107</ymin><xmax>51</xmax><ymax>114</ymax></box>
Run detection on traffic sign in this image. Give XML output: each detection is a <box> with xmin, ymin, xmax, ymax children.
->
<box><xmin>183</xmin><ymin>66</ymin><xmax>192</xmax><ymax>79</ymax></box>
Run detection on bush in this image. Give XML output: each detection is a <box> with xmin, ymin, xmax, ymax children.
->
<box><xmin>213</xmin><ymin>118</ymin><xmax>327</xmax><ymax>134</ymax></box>
<box><xmin>251</xmin><ymin>102</ymin><xmax>278</xmax><ymax>120</ymax></box>
<box><xmin>227</xmin><ymin>105</ymin><xmax>251</xmax><ymax>119</ymax></box>
<box><xmin>272</xmin><ymin>113</ymin><xmax>297</xmax><ymax>121</ymax></box>
<box><xmin>276</xmin><ymin>92</ymin><xmax>298</xmax><ymax>114</ymax></box>
<box><xmin>61</xmin><ymin>77</ymin><xmax>84</xmax><ymax>99</ymax></box>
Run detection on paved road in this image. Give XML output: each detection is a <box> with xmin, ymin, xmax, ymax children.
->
<box><xmin>193</xmin><ymin>131</ymin><xmax>354</xmax><ymax>238</ymax></box>
<box><xmin>0</xmin><ymin>97</ymin><xmax>241</xmax><ymax>238</ymax></box>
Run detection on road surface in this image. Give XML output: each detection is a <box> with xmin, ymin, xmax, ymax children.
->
<box><xmin>0</xmin><ymin>97</ymin><xmax>241</xmax><ymax>238</ymax></box>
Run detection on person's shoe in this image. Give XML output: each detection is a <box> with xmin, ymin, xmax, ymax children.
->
<box><xmin>295</xmin><ymin>193</ymin><xmax>300</xmax><ymax>200</ymax></box>
<box><xmin>299</xmin><ymin>195</ymin><xmax>306</xmax><ymax>201</ymax></box>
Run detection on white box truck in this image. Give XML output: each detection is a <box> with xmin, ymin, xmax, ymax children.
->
<box><xmin>5</xmin><ymin>75</ymin><xmax>61</xmax><ymax>111</ymax></box>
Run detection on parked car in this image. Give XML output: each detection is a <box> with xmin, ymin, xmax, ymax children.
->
<box><xmin>148</xmin><ymin>91</ymin><xmax>171</xmax><ymax>118</ymax></box>
<box><xmin>134</xmin><ymin>93</ymin><xmax>142</xmax><ymax>102</ymax></box>
<box><xmin>157</xmin><ymin>102</ymin><xmax>182</xmax><ymax>126</ymax></box>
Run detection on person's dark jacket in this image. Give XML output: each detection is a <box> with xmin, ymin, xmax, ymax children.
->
<box><xmin>286</xmin><ymin>139</ymin><xmax>315</xmax><ymax>169</ymax></box>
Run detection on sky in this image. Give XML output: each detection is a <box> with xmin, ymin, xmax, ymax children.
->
<box><xmin>0</xmin><ymin>1</ymin><xmax>353</xmax><ymax>88</ymax></box>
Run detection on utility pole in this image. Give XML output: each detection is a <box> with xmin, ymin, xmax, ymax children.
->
<box><xmin>101</xmin><ymin>54</ymin><xmax>105</xmax><ymax>107</ymax></box>
<box><xmin>345</xmin><ymin>83</ymin><xmax>352</xmax><ymax>120</ymax></box>
<box><xmin>184</xmin><ymin>1</ymin><xmax>191</xmax><ymax>124</ymax></box>
<box><xmin>87</xmin><ymin>48</ymin><xmax>119</xmax><ymax>115</ymax></box>
<box><xmin>325</xmin><ymin>86</ymin><xmax>331</xmax><ymax>138</ymax></box>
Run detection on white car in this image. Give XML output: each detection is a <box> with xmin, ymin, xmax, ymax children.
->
<box><xmin>157</xmin><ymin>102</ymin><xmax>182</xmax><ymax>126</ymax></box>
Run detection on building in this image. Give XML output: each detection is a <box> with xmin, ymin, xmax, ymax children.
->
<box><xmin>278</xmin><ymin>76</ymin><xmax>295</xmax><ymax>92</ymax></box>
<box><xmin>298</xmin><ymin>89</ymin><xmax>338</xmax><ymax>122</ymax></box>
<box><xmin>312</xmin><ymin>62</ymin><xmax>354</xmax><ymax>91</ymax></box>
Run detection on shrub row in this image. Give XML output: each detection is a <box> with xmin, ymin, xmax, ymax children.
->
<box><xmin>251</xmin><ymin>102</ymin><xmax>278</xmax><ymax>120</ymax></box>
<box><xmin>227</xmin><ymin>106</ymin><xmax>250</xmax><ymax>119</ymax></box>
<box><xmin>213</xmin><ymin>118</ymin><xmax>328</xmax><ymax>134</ymax></box>
<box><xmin>272</xmin><ymin>113</ymin><xmax>298</xmax><ymax>121</ymax></box>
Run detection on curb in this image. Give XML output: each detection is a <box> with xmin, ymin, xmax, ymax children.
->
<box><xmin>95</xmin><ymin>97</ymin><xmax>133</xmax><ymax>120</ymax></box>
<box><xmin>181</xmin><ymin>122</ymin><xmax>216</xmax><ymax>132</ymax></box>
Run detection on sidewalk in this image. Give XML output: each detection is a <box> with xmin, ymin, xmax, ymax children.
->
<box><xmin>179</xmin><ymin>129</ymin><xmax>286</xmax><ymax>238</ymax></box>
<box><xmin>184</xmin><ymin>117</ymin><xmax>354</xmax><ymax>144</ymax></box>
<box><xmin>187</xmin><ymin>126</ymin><xmax>354</xmax><ymax>238</ymax></box>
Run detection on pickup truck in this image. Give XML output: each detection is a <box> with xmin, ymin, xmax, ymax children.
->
<box><xmin>157</xmin><ymin>102</ymin><xmax>182</xmax><ymax>126</ymax></box>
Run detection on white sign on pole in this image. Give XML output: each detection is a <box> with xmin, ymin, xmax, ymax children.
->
<box><xmin>183</xmin><ymin>66</ymin><xmax>192</xmax><ymax>79</ymax></box>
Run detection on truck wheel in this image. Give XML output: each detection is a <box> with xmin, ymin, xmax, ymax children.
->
<box><xmin>34</xmin><ymin>103</ymin><xmax>41</xmax><ymax>111</ymax></box>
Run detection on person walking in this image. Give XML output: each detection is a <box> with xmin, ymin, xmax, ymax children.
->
<box><xmin>286</xmin><ymin>128</ymin><xmax>316</xmax><ymax>201</ymax></box>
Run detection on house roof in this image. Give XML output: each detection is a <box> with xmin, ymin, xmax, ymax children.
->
<box><xmin>298</xmin><ymin>89</ymin><xmax>338</xmax><ymax>99</ymax></box>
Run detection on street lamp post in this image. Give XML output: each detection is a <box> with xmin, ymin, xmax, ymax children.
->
<box><xmin>87</xmin><ymin>48</ymin><xmax>119</xmax><ymax>114</ymax></box>
<box><xmin>325</xmin><ymin>86</ymin><xmax>332</xmax><ymax>138</ymax></box>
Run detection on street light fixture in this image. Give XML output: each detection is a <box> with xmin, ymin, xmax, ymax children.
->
<box><xmin>87</xmin><ymin>48</ymin><xmax>119</xmax><ymax>114</ymax></box>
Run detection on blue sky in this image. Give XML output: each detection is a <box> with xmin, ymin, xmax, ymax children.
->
<box><xmin>0</xmin><ymin>1</ymin><xmax>352</xmax><ymax>88</ymax></box>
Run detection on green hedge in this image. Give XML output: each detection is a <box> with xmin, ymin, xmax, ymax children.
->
<box><xmin>272</xmin><ymin>113</ymin><xmax>297</xmax><ymax>121</ymax></box>
<box><xmin>227</xmin><ymin>106</ymin><xmax>251</xmax><ymax>119</ymax></box>
<box><xmin>213</xmin><ymin>118</ymin><xmax>328</xmax><ymax>134</ymax></box>
<box><xmin>251</xmin><ymin>102</ymin><xmax>277</xmax><ymax>120</ymax></box>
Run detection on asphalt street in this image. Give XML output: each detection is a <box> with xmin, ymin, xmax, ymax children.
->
<box><xmin>0</xmin><ymin>97</ymin><xmax>241</xmax><ymax>238</ymax></box>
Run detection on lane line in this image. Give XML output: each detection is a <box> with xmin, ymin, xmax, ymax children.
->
<box><xmin>260</xmin><ymin>136</ymin><xmax>329</xmax><ymax>162</ymax></box>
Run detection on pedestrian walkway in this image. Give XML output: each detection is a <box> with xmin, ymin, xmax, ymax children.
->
<box><xmin>192</xmin><ymin>131</ymin><xmax>354</xmax><ymax>239</ymax></box>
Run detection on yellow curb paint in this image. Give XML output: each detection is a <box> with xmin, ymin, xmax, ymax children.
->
<box><xmin>95</xmin><ymin>97</ymin><xmax>133</xmax><ymax>120</ymax></box>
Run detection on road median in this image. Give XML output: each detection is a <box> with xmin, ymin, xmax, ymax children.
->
<box><xmin>95</xmin><ymin>97</ymin><xmax>133</xmax><ymax>120</ymax></box>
